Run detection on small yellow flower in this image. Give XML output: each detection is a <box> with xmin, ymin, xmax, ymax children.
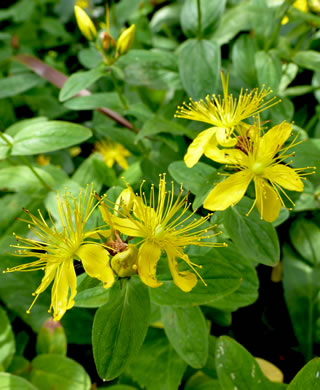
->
<box><xmin>74</xmin><ymin>5</ymin><xmax>97</xmax><ymax>41</ymax></box>
<box><xmin>36</xmin><ymin>154</ymin><xmax>50</xmax><ymax>166</ymax></box>
<box><xmin>4</xmin><ymin>186</ymin><xmax>114</xmax><ymax>321</ymax></box>
<box><xmin>116</xmin><ymin>24</ymin><xmax>136</xmax><ymax>56</ymax></box>
<box><xmin>204</xmin><ymin>122</ymin><xmax>314</xmax><ymax>222</ymax></box>
<box><xmin>95</xmin><ymin>139</ymin><xmax>130</xmax><ymax>170</ymax></box>
<box><xmin>99</xmin><ymin>175</ymin><xmax>226</xmax><ymax>292</ymax></box>
<box><xmin>175</xmin><ymin>72</ymin><xmax>277</xmax><ymax>168</ymax></box>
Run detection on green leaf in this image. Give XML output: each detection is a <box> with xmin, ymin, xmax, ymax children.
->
<box><xmin>282</xmin><ymin>244</ymin><xmax>320</xmax><ymax>361</ymax></box>
<box><xmin>59</xmin><ymin>65</ymin><xmax>106</xmax><ymax>102</ymax></box>
<box><xmin>0</xmin><ymin>74</ymin><xmax>41</xmax><ymax>98</ymax></box>
<box><xmin>150</xmin><ymin>254</ymin><xmax>242</xmax><ymax>306</ymax></box>
<box><xmin>160</xmin><ymin>306</ymin><xmax>208</xmax><ymax>368</ymax></box>
<box><xmin>290</xmin><ymin>219</ymin><xmax>320</xmax><ymax>266</ymax></box>
<box><xmin>0</xmin><ymin>307</ymin><xmax>15</xmax><ymax>370</ymax></box>
<box><xmin>74</xmin><ymin>275</ymin><xmax>110</xmax><ymax>308</ymax></box>
<box><xmin>223</xmin><ymin>197</ymin><xmax>280</xmax><ymax>266</ymax></box>
<box><xmin>168</xmin><ymin>161</ymin><xmax>218</xmax><ymax>209</ymax></box>
<box><xmin>232</xmin><ymin>34</ymin><xmax>258</xmax><ymax>87</ymax></box>
<box><xmin>255</xmin><ymin>51</ymin><xmax>282</xmax><ymax>94</ymax></box>
<box><xmin>178</xmin><ymin>39</ymin><xmax>220</xmax><ymax>100</ymax></box>
<box><xmin>180</xmin><ymin>0</ymin><xmax>226</xmax><ymax>38</ymax></box>
<box><xmin>215</xmin><ymin>336</ymin><xmax>284</xmax><ymax>389</ymax></box>
<box><xmin>92</xmin><ymin>278</ymin><xmax>150</xmax><ymax>381</ymax></box>
<box><xmin>11</xmin><ymin>121</ymin><xmax>92</xmax><ymax>156</ymax></box>
<box><xmin>0</xmin><ymin>373</ymin><xmax>37</xmax><ymax>390</ymax></box>
<box><xmin>138</xmin><ymin>116</ymin><xmax>196</xmax><ymax>140</ymax></box>
<box><xmin>210</xmin><ymin>3</ymin><xmax>252</xmax><ymax>45</ymax></box>
<box><xmin>288</xmin><ymin>358</ymin><xmax>320</xmax><ymax>389</ymax></box>
<box><xmin>30</xmin><ymin>354</ymin><xmax>91</xmax><ymax>390</ymax></box>
<box><xmin>291</xmin><ymin>139</ymin><xmax>320</xmax><ymax>173</ymax></box>
<box><xmin>64</xmin><ymin>92</ymin><xmax>123</xmax><ymax>111</ymax></box>
<box><xmin>205</xmin><ymin>244</ymin><xmax>259</xmax><ymax>312</ymax></box>
<box><xmin>78</xmin><ymin>47</ymin><xmax>102</xmax><ymax>69</ymax></box>
<box><xmin>125</xmin><ymin>328</ymin><xmax>187</xmax><ymax>390</ymax></box>
<box><xmin>0</xmin><ymin>166</ymin><xmax>54</xmax><ymax>193</ymax></box>
<box><xmin>293</xmin><ymin>50</ymin><xmax>320</xmax><ymax>72</ymax></box>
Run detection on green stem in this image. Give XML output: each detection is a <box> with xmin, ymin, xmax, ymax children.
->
<box><xmin>19</xmin><ymin>155</ymin><xmax>52</xmax><ymax>191</ymax></box>
<box><xmin>110</xmin><ymin>71</ymin><xmax>128</xmax><ymax>109</ymax></box>
<box><xmin>197</xmin><ymin>0</ymin><xmax>202</xmax><ymax>40</ymax></box>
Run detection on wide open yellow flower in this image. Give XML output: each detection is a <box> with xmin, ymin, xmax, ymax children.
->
<box><xmin>95</xmin><ymin>138</ymin><xmax>130</xmax><ymax>170</ymax></box>
<box><xmin>99</xmin><ymin>175</ymin><xmax>226</xmax><ymax>292</ymax></box>
<box><xmin>204</xmin><ymin>122</ymin><xmax>313</xmax><ymax>222</ymax></box>
<box><xmin>175</xmin><ymin>72</ymin><xmax>277</xmax><ymax>167</ymax></box>
<box><xmin>4</xmin><ymin>186</ymin><xmax>114</xmax><ymax>321</ymax></box>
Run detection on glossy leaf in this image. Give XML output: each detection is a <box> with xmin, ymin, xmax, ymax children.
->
<box><xmin>288</xmin><ymin>358</ymin><xmax>320</xmax><ymax>389</ymax></box>
<box><xmin>161</xmin><ymin>305</ymin><xmax>208</xmax><ymax>368</ymax></box>
<box><xmin>0</xmin><ymin>373</ymin><xmax>37</xmax><ymax>390</ymax></box>
<box><xmin>0</xmin><ymin>307</ymin><xmax>15</xmax><ymax>370</ymax></box>
<box><xmin>92</xmin><ymin>278</ymin><xmax>150</xmax><ymax>381</ymax></box>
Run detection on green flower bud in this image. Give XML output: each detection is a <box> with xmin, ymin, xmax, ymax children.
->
<box><xmin>111</xmin><ymin>244</ymin><xmax>138</xmax><ymax>277</ymax></box>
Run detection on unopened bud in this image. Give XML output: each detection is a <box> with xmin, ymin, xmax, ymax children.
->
<box><xmin>111</xmin><ymin>244</ymin><xmax>138</xmax><ymax>277</ymax></box>
<box><xmin>115</xmin><ymin>188</ymin><xmax>135</xmax><ymax>216</ymax></box>
<box><xmin>74</xmin><ymin>5</ymin><xmax>97</xmax><ymax>41</ymax></box>
<box><xmin>36</xmin><ymin>318</ymin><xmax>67</xmax><ymax>355</ymax></box>
<box><xmin>116</xmin><ymin>24</ymin><xmax>136</xmax><ymax>56</ymax></box>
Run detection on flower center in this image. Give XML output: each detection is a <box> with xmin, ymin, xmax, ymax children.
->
<box><xmin>154</xmin><ymin>224</ymin><xmax>165</xmax><ymax>239</ymax></box>
<box><xmin>251</xmin><ymin>161</ymin><xmax>265</xmax><ymax>175</ymax></box>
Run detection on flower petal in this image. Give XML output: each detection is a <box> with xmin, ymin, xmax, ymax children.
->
<box><xmin>215</xmin><ymin>127</ymin><xmax>237</xmax><ymax>147</ymax></box>
<box><xmin>257</xmin><ymin>122</ymin><xmax>292</xmax><ymax>160</ymax></box>
<box><xmin>76</xmin><ymin>244</ymin><xmax>115</xmax><ymax>289</ymax></box>
<box><xmin>184</xmin><ymin>127</ymin><xmax>216</xmax><ymax>168</ymax></box>
<box><xmin>204</xmin><ymin>170</ymin><xmax>253</xmax><ymax>211</ymax></box>
<box><xmin>35</xmin><ymin>260</ymin><xmax>59</xmax><ymax>295</ymax></box>
<box><xmin>264</xmin><ymin>164</ymin><xmax>304</xmax><ymax>192</ymax></box>
<box><xmin>254</xmin><ymin>177</ymin><xmax>281</xmax><ymax>222</ymax></box>
<box><xmin>137</xmin><ymin>241</ymin><xmax>162</xmax><ymax>288</ymax></box>
<box><xmin>51</xmin><ymin>259</ymin><xmax>77</xmax><ymax>321</ymax></box>
<box><xmin>166</xmin><ymin>246</ymin><xmax>197</xmax><ymax>292</ymax></box>
<box><xmin>205</xmin><ymin>145</ymin><xmax>246</xmax><ymax>165</ymax></box>
<box><xmin>112</xmin><ymin>215</ymin><xmax>144</xmax><ymax>237</ymax></box>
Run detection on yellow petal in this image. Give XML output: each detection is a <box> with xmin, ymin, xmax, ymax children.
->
<box><xmin>257</xmin><ymin>122</ymin><xmax>292</xmax><ymax>160</ymax></box>
<box><xmin>116</xmin><ymin>154</ymin><xmax>129</xmax><ymax>170</ymax></box>
<box><xmin>112</xmin><ymin>215</ymin><xmax>144</xmax><ymax>237</ymax></box>
<box><xmin>204</xmin><ymin>170</ymin><xmax>253</xmax><ymax>211</ymax></box>
<box><xmin>215</xmin><ymin>127</ymin><xmax>237</xmax><ymax>147</ymax></box>
<box><xmin>255</xmin><ymin>358</ymin><xmax>284</xmax><ymax>383</ymax></box>
<box><xmin>35</xmin><ymin>261</ymin><xmax>59</xmax><ymax>295</ymax></box>
<box><xmin>264</xmin><ymin>164</ymin><xmax>304</xmax><ymax>192</ymax></box>
<box><xmin>74</xmin><ymin>5</ymin><xmax>97</xmax><ymax>41</ymax></box>
<box><xmin>254</xmin><ymin>177</ymin><xmax>281</xmax><ymax>222</ymax></box>
<box><xmin>167</xmin><ymin>246</ymin><xmax>197</xmax><ymax>292</ymax></box>
<box><xmin>184</xmin><ymin>127</ymin><xmax>216</xmax><ymax>168</ymax></box>
<box><xmin>204</xmin><ymin>145</ymin><xmax>246</xmax><ymax>165</ymax></box>
<box><xmin>76</xmin><ymin>244</ymin><xmax>115</xmax><ymax>289</ymax></box>
<box><xmin>137</xmin><ymin>241</ymin><xmax>162</xmax><ymax>288</ymax></box>
<box><xmin>51</xmin><ymin>260</ymin><xmax>77</xmax><ymax>321</ymax></box>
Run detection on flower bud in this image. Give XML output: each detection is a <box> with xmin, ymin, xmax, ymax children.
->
<box><xmin>111</xmin><ymin>244</ymin><xmax>138</xmax><ymax>277</ymax></box>
<box><xmin>114</xmin><ymin>187</ymin><xmax>135</xmax><ymax>216</ymax></box>
<box><xmin>74</xmin><ymin>5</ymin><xmax>97</xmax><ymax>41</ymax></box>
<box><xmin>36</xmin><ymin>318</ymin><xmax>67</xmax><ymax>355</ymax></box>
<box><xmin>116</xmin><ymin>24</ymin><xmax>136</xmax><ymax>55</ymax></box>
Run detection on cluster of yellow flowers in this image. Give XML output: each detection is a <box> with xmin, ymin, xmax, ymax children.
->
<box><xmin>176</xmin><ymin>73</ymin><xmax>313</xmax><ymax>223</ymax></box>
<box><xmin>4</xmin><ymin>179</ymin><xmax>224</xmax><ymax>321</ymax></box>
<box><xmin>3</xmin><ymin>73</ymin><xmax>313</xmax><ymax>322</ymax></box>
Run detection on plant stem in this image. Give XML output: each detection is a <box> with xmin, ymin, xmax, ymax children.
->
<box><xmin>197</xmin><ymin>0</ymin><xmax>202</xmax><ymax>40</ymax></box>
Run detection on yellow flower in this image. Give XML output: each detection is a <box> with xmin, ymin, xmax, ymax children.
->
<box><xmin>95</xmin><ymin>139</ymin><xmax>130</xmax><ymax>170</ymax></box>
<box><xmin>204</xmin><ymin>122</ymin><xmax>313</xmax><ymax>222</ymax></box>
<box><xmin>116</xmin><ymin>24</ymin><xmax>136</xmax><ymax>56</ymax></box>
<box><xmin>282</xmin><ymin>0</ymin><xmax>309</xmax><ymax>24</ymax></box>
<box><xmin>4</xmin><ymin>186</ymin><xmax>114</xmax><ymax>321</ymax></box>
<box><xmin>99</xmin><ymin>175</ymin><xmax>226</xmax><ymax>292</ymax></box>
<box><xmin>175</xmin><ymin>72</ymin><xmax>277</xmax><ymax>168</ymax></box>
<box><xmin>74</xmin><ymin>5</ymin><xmax>97</xmax><ymax>41</ymax></box>
<box><xmin>36</xmin><ymin>154</ymin><xmax>50</xmax><ymax>166</ymax></box>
